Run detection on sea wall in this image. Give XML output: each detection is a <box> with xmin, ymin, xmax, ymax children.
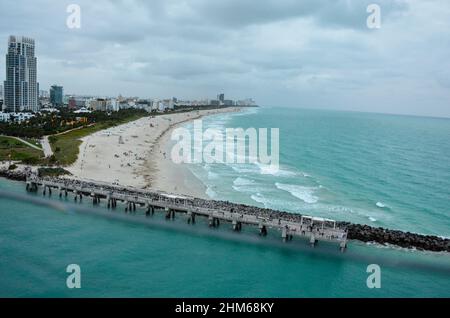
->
<box><xmin>192</xmin><ymin>199</ymin><xmax>449</xmax><ymax>252</ymax></box>
<box><xmin>1</xmin><ymin>170</ymin><xmax>448</xmax><ymax>252</ymax></box>
<box><xmin>339</xmin><ymin>222</ymin><xmax>449</xmax><ymax>252</ymax></box>
<box><xmin>0</xmin><ymin>168</ymin><xmax>27</xmax><ymax>181</ymax></box>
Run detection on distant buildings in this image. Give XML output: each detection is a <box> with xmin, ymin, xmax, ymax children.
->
<box><xmin>236</xmin><ymin>98</ymin><xmax>256</xmax><ymax>106</ymax></box>
<box><xmin>210</xmin><ymin>99</ymin><xmax>220</xmax><ymax>106</ymax></box>
<box><xmin>39</xmin><ymin>90</ymin><xmax>49</xmax><ymax>98</ymax></box>
<box><xmin>163</xmin><ymin>99</ymin><xmax>174</xmax><ymax>110</ymax></box>
<box><xmin>215</xmin><ymin>94</ymin><xmax>235</xmax><ymax>106</ymax></box>
<box><xmin>1</xmin><ymin>36</ymin><xmax>255</xmax><ymax>119</ymax></box>
<box><xmin>0</xmin><ymin>111</ymin><xmax>35</xmax><ymax>123</ymax></box>
<box><xmin>0</xmin><ymin>112</ymin><xmax>9</xmax><ymax>122</ymax></box>
<box><xmin>136</xmin><ymin>99</ymin><xmax>152</xmax><ymax>112</ymax></box>
<box><xmin>0</xmin><ymin>90</ymin><xmax>256</xmax><ymax>123</ymax></box>
<box><xmin>50</xmin><ymin>85</ymin><xmax>63</xmax><ymax>107</ymax></box>
<box><xmin>68</xmin><ymin>97</ymin><xmax>77</xmax><ymax>110</ymax></box>
<box><xmin>40</xmin><ymin>107</ymin><xmax>59</xmax><ymax>113</ymax></box>
<box><xmin>4</xmin><ymin>36</ymin><xmax>39</xmax><ymax>113</ymax></box>
<box><xmin>0</xmin><ymin>84</ymin><xmax>3</xmax><ymax>111</ymax></box>
<box><xmin>223</xmin><ymin>100</ymin><xmax>234</xmax><ymax>106</ymax></box>
<box><xmin>88</xmin><ymin>98</ymin><xmax>107</xmax><ymax>111</ymax></box>
<box><xmin>107</xmin><ymin>98</ymin><xmax>119</xmax><ymax>112</ymax></box>
<box><xmin>73</xmin><ymin>107</ymin><xmax>91</xmax><ymax>114</ymax></box>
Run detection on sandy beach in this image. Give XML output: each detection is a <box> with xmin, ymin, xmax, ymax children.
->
<box><xmin>67</xmin><ymin>107</ymin><xmax>241</xmax><ymax>198</ymax></box>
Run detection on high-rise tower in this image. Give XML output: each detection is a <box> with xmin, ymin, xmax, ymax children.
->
<box><xmin>4</xmin><ymin>36</ymin><xmax>39</xmax><ymax>112</ymax></box>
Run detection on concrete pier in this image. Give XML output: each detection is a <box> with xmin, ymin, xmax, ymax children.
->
<box><xmin>25</xmin><ymin>175</ymin><xmax>349</xmax><ymax>250</ymax></box>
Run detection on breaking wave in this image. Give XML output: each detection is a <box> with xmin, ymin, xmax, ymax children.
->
<box><xmin>275</xmin><ymin>182</ymin><xmax>319</xmax><ymax>204</ymax></box>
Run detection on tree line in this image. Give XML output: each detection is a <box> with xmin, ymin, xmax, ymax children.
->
<box><xmin>0</xmin><ymin>109</ymin><xmax>149</xmax><ymax>138</ymax></box>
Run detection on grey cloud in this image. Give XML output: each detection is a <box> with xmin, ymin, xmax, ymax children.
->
<box><xmin>0</xmin><ymin>0</ymin><xmax>449</xmax><ymax>117</ymax></box>
<box><xmin>187</xmin><ymin>0</ymin><xmax>409</xmax><ymax>29</ymax></box>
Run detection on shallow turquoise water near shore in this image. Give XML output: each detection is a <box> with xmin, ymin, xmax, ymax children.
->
<box><xmin>187</xmin><ymin>107</ymin><xmax>450</xmax><ymax>237</ymax></box>
<box><xmin>1</xmin><ymin>107</ymin><xmax>449</xmax><ymax>297</ymax></box>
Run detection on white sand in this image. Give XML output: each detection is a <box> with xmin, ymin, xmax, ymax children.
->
<box><xmin>67</xmin><ymin>108</ymin><xmax>241</xmax><ymax>198</ymax></box>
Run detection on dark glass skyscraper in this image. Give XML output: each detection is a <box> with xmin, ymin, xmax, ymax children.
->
<box><xmin>4</xmin><ymin>36</ymin><xmax>39</xmax><ymax>113</ymax></box>
<box><xmin>50</xmin><ymin>85</ymin><xmax>63</xmax><ymax>107</ymax></box>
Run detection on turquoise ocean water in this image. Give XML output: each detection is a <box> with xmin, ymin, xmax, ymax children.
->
<box><xmin>0</xmin><ymin>107</ymin><xmax>449</xmax><ymax>297</ymax></box>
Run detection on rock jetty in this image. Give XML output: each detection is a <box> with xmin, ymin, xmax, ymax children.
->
<box><xmin>1</xmin><ymin>169</ymin><xmax>448</xmax><ymax>252</ymax></box>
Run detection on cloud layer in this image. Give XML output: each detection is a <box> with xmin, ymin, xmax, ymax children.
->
<box><xmin>1</xmin><ymin>0</ymin><xmax>449</xmax><ymax>117</ymax></box>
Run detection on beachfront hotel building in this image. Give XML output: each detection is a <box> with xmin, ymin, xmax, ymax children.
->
<box><xmin>3</xmin><ymin>36</ymin><xmax>39</xmax><ymax>113</ymax></box>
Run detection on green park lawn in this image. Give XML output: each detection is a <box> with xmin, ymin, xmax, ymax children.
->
<box><xmin>50</xmin><ymin>114</ymin><xmax>147</xmax><ymax>165</ymax></box>
<box><xmin>0</xmin><ymin>136</ymin><xmax>44</xmax><ymax>162</ymax></box>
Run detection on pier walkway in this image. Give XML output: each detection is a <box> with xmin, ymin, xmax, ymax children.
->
<box><xmin>26</xmin><ymin>175</ymin><xmax>348</xmax><ymax>251</ymax></box>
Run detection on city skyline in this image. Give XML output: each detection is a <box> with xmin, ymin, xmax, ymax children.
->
<box><xmin>1</xmin><ymin>0</ymin><xmax>450</xmax><ymax>117</ymax></box>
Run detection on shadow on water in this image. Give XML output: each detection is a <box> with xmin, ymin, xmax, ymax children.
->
<box><xmin>1</xmin><ymin>189</ymin><xmax>449</xmax><ymax>277</ymax></box>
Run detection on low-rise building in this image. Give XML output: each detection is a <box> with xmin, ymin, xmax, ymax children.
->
<box><xmin>0</xmin><ymin>112</ymin><xmax>10</xmax><ymax>122</ymax></box>
<box><xmin>0</xmin><ymin>112</ymin><xmax>35</xmax><ymax>123</ymax></box>
<box><xmin>89</xmin><ymin>98</ymin><xmax>107</xmax><ymax>111</ymax></box>
<box><xmin>40</xmin><ymin>107</ymin><xmax>60</xmax><ymax>113</ymax></box>
<box><xmin>107</xmin><ymin>98</ymin><xmax>120</xmax><ymax>112</ymax></box>
<box><xmin>74</xmin><ymin>107</ymin><xmax>91</xmax><ymax>114</ymax></box>
<box><xmin>210</xmin><ymin>99</ymin><xmax>220</xmax><ymax>106</ymax></box>
<box><xmin>223</xmin><ymin>100</ymin><xmax>234</xmax><ymax>106</ymax></box>
<box><xmin>136</xmin><ymin>99</ymin><xmax>152</xmax><ymax>112</ymax></box>
<box><xmin>119</xmin><ymin>101</ymin><xmax>130</xmax><ymax>110</ymax></box>
<box><xmin>236</xmin><ymin>98</ymin><xmax>256</xmax><ymax>106</ymax></box>
<box><xmin>68</xmin><ymin>97</ymin><xmax>77</xmax><ymax>110</ymax></box>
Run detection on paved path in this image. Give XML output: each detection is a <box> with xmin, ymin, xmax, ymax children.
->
<box><xmin>0</xmin><ymin>135</ymin><xmax>43</xmax><ymax>152</ymax></box>
<box><xmin>41</xmin><ymin>124</ymin><xmax>94</xmax><ymax>158</ymax></box>
<box><xmin>41</xmin><ymin>136</ymin><xmax>53</xmax><ymax>158</ymax></box>
<box><xmin>13</xmin><ymin>137</ymin><xmax>42</xmax><ymax>151</ymax></box>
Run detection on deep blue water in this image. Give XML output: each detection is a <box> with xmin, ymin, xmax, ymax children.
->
<box><xmin>0</xmin><ymin>107</ymin><xmax>449</xmax><ymax>297</ymax></box>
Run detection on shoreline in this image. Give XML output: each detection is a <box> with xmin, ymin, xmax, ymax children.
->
<box><xmin>66</xmin><ymin>107</ymin><xmax>241</xmax><ymax>197</ymax></box>
<box><xmin>143</xmin><ymin>108</ymin><xmax>241</xmax><ymax>199</ymax></box>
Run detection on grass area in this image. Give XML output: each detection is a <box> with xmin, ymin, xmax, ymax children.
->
<box><xmin>50</xmin><ymin>114</ymin><xmax>147</xmax><ymax>165</ymax></box>
<box><xmin>21</xmin><ymin>137</ymin><xmax>42</xmax><ymax>149</ymax></box>
<box><xmin>38</xmin><ymin>167</ymin><xmax>72</xmax><ymax>177</ymax></box>
<box><xmin>0</xmin><ymin>136</ymin><xmax>44</xmax><ymax>162</ymax></box>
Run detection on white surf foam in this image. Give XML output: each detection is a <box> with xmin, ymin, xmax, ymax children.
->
<box><xmin>230</xmin><ymin>164</ymin><xmax>258</xmax><ymax>174</ymax></box>
<box><xmin>250</xmin><ymin>193</ymin><xmax>268</xmax><ymax>207</ymax></box>
<box><xmin>207</xmin><ymin>171</ymin><xmax>219</xmax><ymax>180</ymax></box>
<box><xmin>233</xmin><ymin>177</ymin><xmax>255</xmax><ymax>186</ymax></box>
<box><xmin>275</xmin><ymin>182</ymin><xmax>319</xmax><ymax>204</ymax></box>
<box><xmin>376</xmin><ymin>202</ymin><xmax>387</xmax><ymax>208</ymax></box>
<box><xmin>255</xmin><ymin>162</ymin><xmax>298</xmax><ymax>177</ymax></box>
<box><xmin>205</xmin><ymin>186</ymin><xmax>217</xmax><ymax>198</ymax></box>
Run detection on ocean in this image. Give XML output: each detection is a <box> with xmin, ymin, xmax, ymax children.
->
<box><xmin>0</xmin><ymin>107</ymin><xmax>449</xmax><ymax>297</ymax></box>
<box><xmin>186</xmin><ymin>107</ymin><xmax>450</xmax><ymax>236</ymax></box>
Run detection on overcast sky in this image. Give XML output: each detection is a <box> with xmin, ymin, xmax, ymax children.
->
<box><xmin>1</xmin><ymin>0</ymin><xmax>449</xmax><ymax>117</ymax></box>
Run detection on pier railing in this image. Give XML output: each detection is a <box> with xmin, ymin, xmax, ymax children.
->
<box><xmin>26</xmin><ymin>175</ymin><xmax>348</xmax><ymax>250</ymax></box>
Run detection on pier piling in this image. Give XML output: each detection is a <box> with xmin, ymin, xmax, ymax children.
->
<box><xmin>310</xmin><ymin>235</ymin><xmax>316</xmax><ymax>247</ymax></box>
<box><xmin>232</xmin><ymin>220</ymin><xmax>242</xmax><ymax>232</ymax></box>
<box><xmin>187</xmin><ymin>211</ymin><xmax>195</xmax><ymax>224</ymax></box>
<box><xmin>259</xmin><ymin>225</ymin><xmax>267</xmax><ymax>236</ymax></box>
<box><xmin>24</xmin><ymin>175</ymin><xmax>350</xmax><ymax>251</ymax></box>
